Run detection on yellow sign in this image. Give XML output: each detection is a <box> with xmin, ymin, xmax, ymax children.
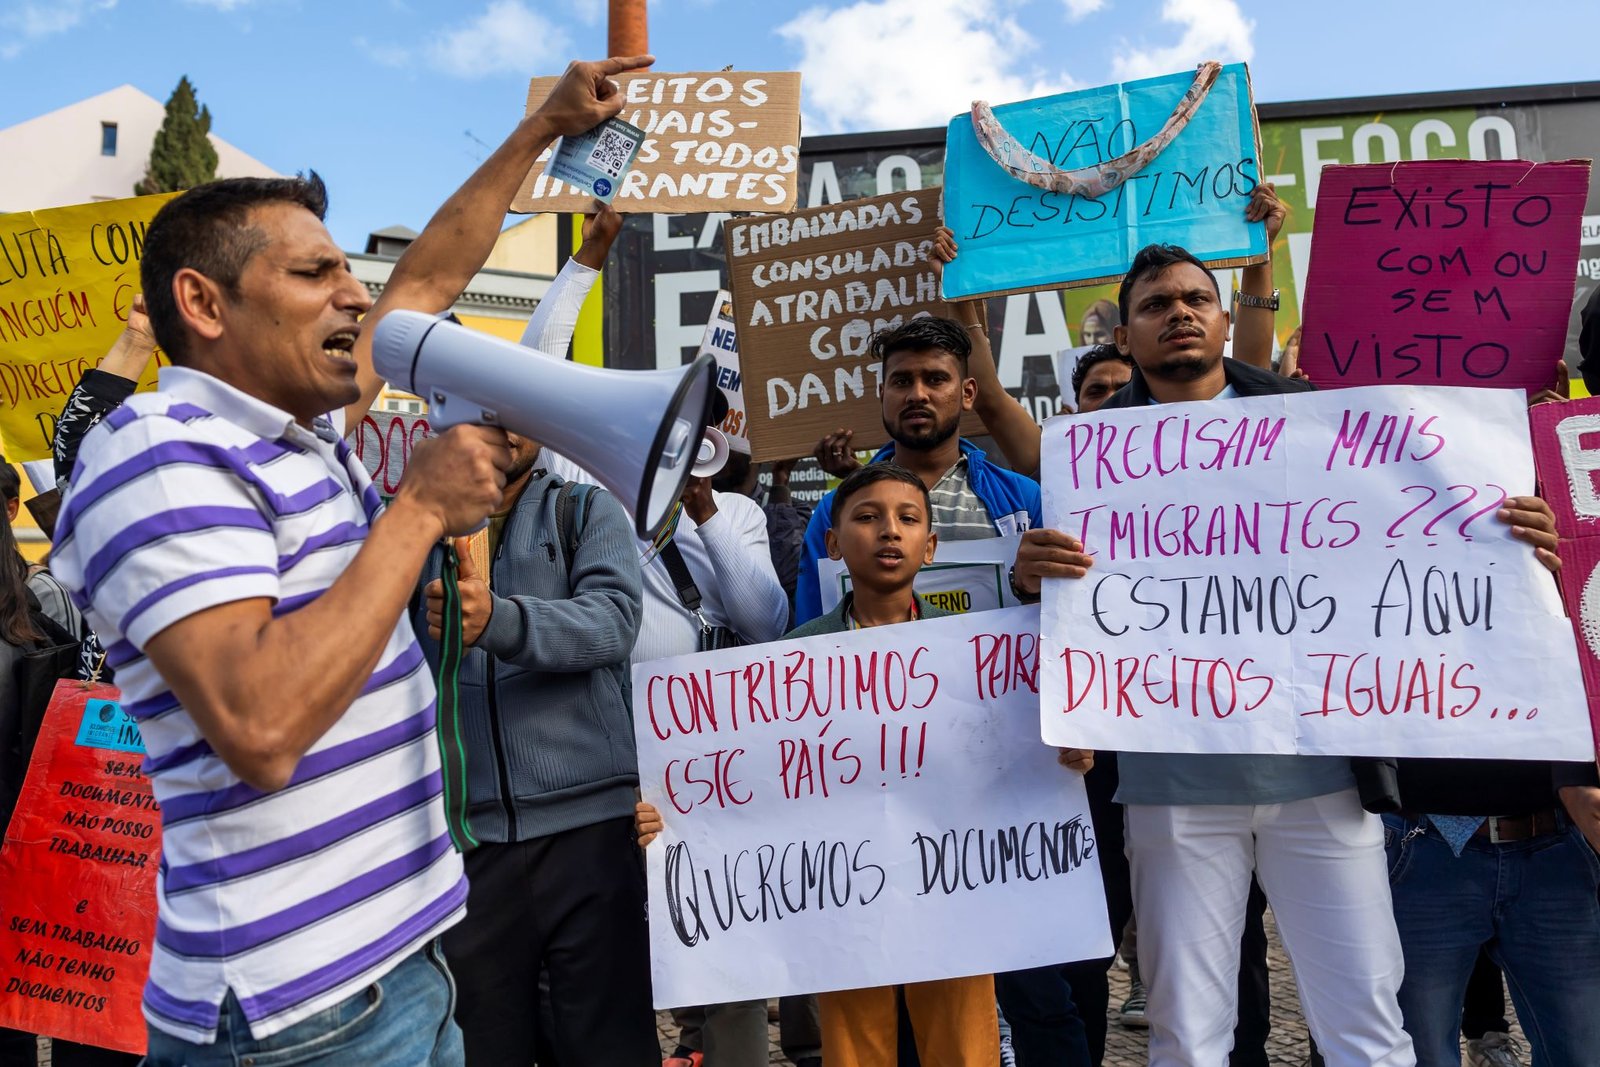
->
<box><xmin>0</xmin><ymin>193</ymin><xmax>176</xmax><ymax>460</ymax></box>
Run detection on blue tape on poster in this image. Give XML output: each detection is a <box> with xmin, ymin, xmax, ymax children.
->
<box><xmin>74</xmin><ymin>698</ymin><xmax>145</xmax><ymax>755</ymax></box>
<box><xmin>941</xmin><ymin>63</ymin><xmax>1267</xmax><ymax>300</ymax></box>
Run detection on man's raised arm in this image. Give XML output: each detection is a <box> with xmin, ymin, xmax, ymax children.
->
<box><xmin>341</xmin><ymin>54</ymin><xmax>653</xmax><ymax>431</ymax></box>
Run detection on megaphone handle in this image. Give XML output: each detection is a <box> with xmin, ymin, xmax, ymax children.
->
<box><xmin>424</xmin><ymin>393</ymin><xmax>493</xmax><ymax>535</ymax></box>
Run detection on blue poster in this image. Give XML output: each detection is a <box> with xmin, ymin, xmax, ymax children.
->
<box><xmin>942</xmin><ymin>63</ymin><xmax>1266</xmax><ymax>300</ymax></box>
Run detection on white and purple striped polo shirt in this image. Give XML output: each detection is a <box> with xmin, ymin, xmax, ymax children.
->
<box><xmin>50</xmin><ymin>366</ymin><xmax>465</xmax><ymax>1044</ymax></box>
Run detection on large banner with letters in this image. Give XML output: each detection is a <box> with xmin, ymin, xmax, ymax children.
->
<box><xmin>633</xmin><ymin>607</ymin><xmax>1111</xmax><ymax>1007</ymax></box>
<box><xmin>1039</xmin><ymin>386</ymin><xmax>1591</xmax><ymax>759</ymax></box>
<box><xmin>0</xmin><ymin>194</ymin><xmax>175</xmax><ymax>461</ymax></box>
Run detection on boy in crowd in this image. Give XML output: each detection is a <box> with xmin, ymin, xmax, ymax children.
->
<box><xmin>638</xmin><ymin>463</ymin><xmax>1000</xmax><ymax>1067</ymax></box>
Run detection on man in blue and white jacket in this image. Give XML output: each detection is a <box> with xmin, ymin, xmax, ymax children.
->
<box><xmin>794</xmin><ymin>316</ymin><xmax>1040</xmax><ymax>626</ymax></box>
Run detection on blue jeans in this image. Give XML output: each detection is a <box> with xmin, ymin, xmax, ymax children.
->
<box><xmin>142</xmin><ymin>942</ymin><xmax>463</xmax><ymax>1066</ymax></box>
<box><xmin>1383</xmin><ymin>814</ymin><xmax>1600</xmax><ymax>1067</ymax></box>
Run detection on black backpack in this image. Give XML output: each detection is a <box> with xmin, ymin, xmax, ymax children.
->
<box><xmin>0</xmin><ymin>590</ymin><xmax>83</xmax><ymax>837</ymax></box>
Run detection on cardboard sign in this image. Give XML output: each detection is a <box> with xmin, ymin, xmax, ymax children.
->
<box><xmin>0</xmin><ymin>681</ymin><xmax>156</xmax><ymax>1054</ymax></box>
<box><xmin>0</xmin><ymin>194</ymin><xmax>176</xmax><ymax>461</ymax></box>
<box><xmin>1298</xmin><ymin>161</ymin><xmax>1590</xmax><ymax>391</ymax></box>
<box><xmin>941</xmin><ymin>64</ymin><xmax>1266</xmax><ymax>301</ymax></box>
<box><xmin>633</xmin><ymin>606</ymin><xmax>1111</xmax><ymax>1006</ymax></box>
<box><xmin>698</xmin><ymin>291</ymin><xmax>750</xmax><ymax>455</ymax></box>
<box><xmin>351</xmin><ymin>409</ymin><xmax>432</xmax><ymax>501</ymax></box>
<box><xmin>1530</xmin><ymin>396</ymin><xmax>1600</xmax><ymax>752</ymax></box>
<box><xmin>1038</xmin><ymin>386</ymin><xmax>1590</xmax><ymax>759</ymax></box>
<box><xmin>514</xmin><ymin>72</ymin><xmax>802</xmax><ymax>214</ymax></box>
<box><xmin>818</xmin><ymin>535</ymin><xmax>1024</xmax><ymax>617</ymax></box>
<box><xmin>727</xmin><ymin>188</ymin><xmax>981</xmax><ymax>462</ymax></box>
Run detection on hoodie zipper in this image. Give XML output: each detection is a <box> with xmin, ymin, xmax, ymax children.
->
<box><xmin>485</xmin><ymin>524</ymin><xmax>519</xmax><ymax>840</ymax></box>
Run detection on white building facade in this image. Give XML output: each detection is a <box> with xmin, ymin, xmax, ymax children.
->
<box><xmin>0</xmin><ymin>84</ymin><xmax>280</xmax><ymax>212</ymax></box>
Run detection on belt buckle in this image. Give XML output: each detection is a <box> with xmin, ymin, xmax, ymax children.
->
<box><xmin>1486</xmin><ymin>817</ymin><xmax>1504</xmax><ymax>844</ymax></box>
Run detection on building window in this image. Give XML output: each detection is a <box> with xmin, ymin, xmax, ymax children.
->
<box><xmin>100</xmin><ymin>122</ymin><xmax>118</xmax><ymax>156</ymax></box>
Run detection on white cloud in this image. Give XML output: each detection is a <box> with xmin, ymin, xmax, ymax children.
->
<box><xmin>357</xmin><ymin>37</ymin><xmax>412</xmax><ymax>68</ymax></box>
<box><xmin>1111</xmin><ymin>0</ymin><xmax>1254</xmax><ymax>81</ymax></box>
<box><xmin>0</xmin><ymin>0</ymin><xmax>116</xmax><ymax>58</ymax></box>
<box><xmin>362</xmin><ymin>1</ymin><xmax>570</xmax><ymax>80</ymax></box>
<box><xmin>182</xmin><ymin>0</ymin><xmax>256</xmax><ymax>10</ymax></box>
<box><xmin>427</xmin><ymin>0</ymin><xmax>569</xmax><ymax>78</ymax></box>
<box><xmin>778</xmin><ymin>0</ymin><xmax>1077</xmax><ymax>134</ymax></box>
<box><xmin>1062</xmin><ymin>0</ymin><xmax>1106</xmax><ymax>19</ymax></box>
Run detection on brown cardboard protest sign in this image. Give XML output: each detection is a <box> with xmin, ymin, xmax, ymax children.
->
<box><xmin>513</xmin><ymin>72</ymin><xmax>802</xmax><ymax>214</ymax></box>
<box><xmin>727</xmin><ymin>188</ymin><xmax>983</xmax><ymax>462</ymax></box>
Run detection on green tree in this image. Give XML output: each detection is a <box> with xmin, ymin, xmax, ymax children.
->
<box><xmin>134</xmin><ymin>76</ymin><xmax>219</xmax><ymax>196</ymax></box>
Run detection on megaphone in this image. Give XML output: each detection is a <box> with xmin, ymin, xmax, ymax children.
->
<box><xmin>692</xmin><ymin>427</ymin><xmax>730</xmax><ymax>479</ymax></box>
<box><xmin>372</xmin><ymin>310</ymin><xmax>716</xmax><ymax>539</ymax></box>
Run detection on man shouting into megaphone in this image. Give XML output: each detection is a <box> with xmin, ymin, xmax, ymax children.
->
<box><xmin>51</xmin><ymin>54</ymin><xmax>651</xmax><ymax>1067</ymax></box>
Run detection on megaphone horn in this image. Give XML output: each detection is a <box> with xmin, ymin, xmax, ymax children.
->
<box><xmin>372</xmin><ymin>310</ymin><xmax>717</xmax><ymax>539</ymax></box>
<box><xmin>692</xmin><ymin>427</ymin><xmax>730</xmax><ymax>479</ymax></box>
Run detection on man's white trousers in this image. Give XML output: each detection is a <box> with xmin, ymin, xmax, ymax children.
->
<box><xmin>1126</xmin><ymin>788</ymin><xmax>1415</xmax><ymax>1067</ymax></box>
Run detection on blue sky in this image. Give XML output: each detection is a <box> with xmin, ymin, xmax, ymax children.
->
<box><xmin>3</xmin><ymin>0</ymin><xmax>1597</xmax><ymax>249</ymax></box>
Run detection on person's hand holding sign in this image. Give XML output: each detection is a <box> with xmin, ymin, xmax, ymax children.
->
<box><xmin>425</xmin><ymin>537</ymin><xmax>495</xmax><ymax>645</ymax></box>
<box><xmin>635</xmin><ymin>800</ymin><xmax>665</xmax><ymax>847</ymax></box>
<box><xmin>1498</xmin><ymin>495</ymin><xmax>1562</xmax><ymax>574</ymax></box>
<box><xmin>1529</xmin><ymin>359</ymin><xmax>1571</xmax><ymax>408</ymax></box>
<box><xmin>1011</xmin><ymin>529</ymin><xmax>1094</xmax><ymax>600</ymax></box>
<box><xmin>1058</xmin><ymin>748</ymin><xmax>1095</xmax><ymax>773</ymax></box>
<box><xmin>575</xmin><ymin>203</ymin><xmax>624</xmax><ymax>270</ymax></box>
<box><xmin>1244</xmin><ymin>181</ymin><xmax>1288</xmax><ymax>242</ymax></box>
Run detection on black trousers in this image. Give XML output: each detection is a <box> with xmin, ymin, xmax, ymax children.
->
<box><xmin>996</xmin><ymin>754</ymin><xmax>1135</xmax><ymax>1067</ymax></box>
<box><xmin>0</xmin><ymin>1032</ymin><xmax>140</xmax><ymax>1067</ymax></box>
<box><xmin>1232</xmin><ymin>879</ymin><xmax>1273</xmax><ymax>1067</ymax></box>
<box><xmin>442</xmin><ymin>817</ymin><xmax>658</xmax><ymax>1066</ymax></box>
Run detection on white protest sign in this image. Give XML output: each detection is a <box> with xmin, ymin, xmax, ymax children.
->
<box><xmin>634</xmin><ymin>606</ymin><xmax>1111</xmax><ymax>1007</ymax></box>
<box><xmin>699</xmin><ymin>290</ymin><xmax>749</xmax><ymax>454</ymax></box>
<box><xmin>1053</xmin><ymin>346</ymin><xmax>1094</xmax><ymax>411</ymax></box>
<box><xmin>351</xmin><ymin>409</ymin><xmax>431</xmax><ymax>501</ymax></box>
<box><xmin>1039</xmin><ymin>386</ymin><xmax>1591</xmax><ymax>759</ymax></box>
<box><xmin>818</xmin><ymin>535</ymin><xmax>1024</xmax><ymax>617</ymax></box>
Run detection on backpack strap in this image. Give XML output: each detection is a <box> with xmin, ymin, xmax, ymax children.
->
<box><xmin>553</xmin><ymin>481</ymin><xmax>597</xmax><ymax>592</ymax></box>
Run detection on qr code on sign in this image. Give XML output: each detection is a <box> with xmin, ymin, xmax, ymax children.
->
<box><xmin>586</xmin><ymin>127</ymin><xmax>637</xmax><ymax>179</ymax></box>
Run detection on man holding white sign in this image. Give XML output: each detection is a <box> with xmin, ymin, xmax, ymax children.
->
<box><xmin>1018</xmin><ymin>242</ymin><xmax>1574</xmax><ymax>1066</ymax></box>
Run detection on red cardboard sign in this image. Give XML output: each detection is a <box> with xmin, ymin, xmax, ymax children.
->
<box><xmin>1299</xmin><ymin>160</ymin><xmax>1589</xmax><ymax>392</ymax></box>
<box><xmin>1530</xmin><ymin>396</ymin><xmax>1600</xmax><ymax>754</ymax></box>
<box><xmin>0</xmin><ymin>681</ymin><xmax>157</xmax><ymax>1054</ymax></box>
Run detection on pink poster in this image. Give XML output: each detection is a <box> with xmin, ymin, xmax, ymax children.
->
<box><xmin>1531</xmin><ymin>396</ymin><xmax>1600</xmax><ymax>754</ymax></box>
<box><xmin>1299</xmin><ymin>160</ymin><xmax>1589</xmax><ymax>392</ymax></box>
